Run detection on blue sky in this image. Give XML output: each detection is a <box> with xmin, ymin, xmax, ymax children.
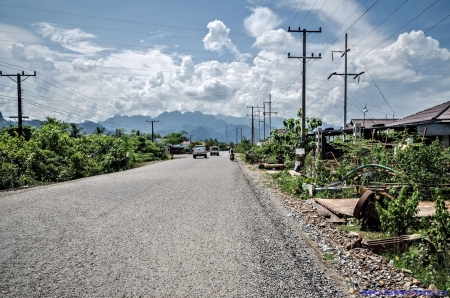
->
<box><xmin>0</xmin><ymin>0</ymin><xmax>449</xmax><ymax>127</ymax></box>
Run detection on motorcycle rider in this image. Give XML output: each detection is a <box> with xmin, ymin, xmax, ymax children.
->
<box><xmin>229</xmin><ymin>147</ymin><xmax>235</xmax><ymax>160</ymax></box>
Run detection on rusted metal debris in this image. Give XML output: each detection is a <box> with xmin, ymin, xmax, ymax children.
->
<box><xmin>353</xmin><ymin>190</ymin><xmax>375</xmax><ymax>219</ymax></box>
<box><xmin>314</xmin><ymin>198</ymin><xmax>357</xmax><ymax>217</ymax></box>
<box><xmin>310</xmin><ymin>199</ymin><xmax>345</xmax><ymax>223</ymax></box>
<box><xmin>364</xmin><ymin>234</ymin><xmax>423</xmax><ymax>253</ymax></box>
<box><xmin>313</xmin><ymin>197</ymin><xmax>450</xmax><ymax>219</ymax></box>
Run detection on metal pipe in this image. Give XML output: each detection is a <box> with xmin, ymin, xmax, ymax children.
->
<box><xmin>342</xmin><ymin>164</ymin><xmax>398</xmax><ymax>180</ymax></box>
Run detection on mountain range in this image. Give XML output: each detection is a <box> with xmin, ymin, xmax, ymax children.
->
<box><xmin>0</xmin><ymin>111</ymin><xmax>337</xmax><ymax>142</ymax></box>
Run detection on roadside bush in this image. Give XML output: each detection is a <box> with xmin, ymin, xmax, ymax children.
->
<box><xmin>375</xmin><ymin>186</ymin><xmax>420</xmax><ymax>236</ymax></box>
<box><xmin>0</xmin><ymin>121</ymin><xmax>168</xmax><ymax>190</ymax></box>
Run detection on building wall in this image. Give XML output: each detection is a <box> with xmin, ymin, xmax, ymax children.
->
<box><xmin>417</xmin><ymin>123</ymin><xmax>450</xmax><ymax>136</ymax></box>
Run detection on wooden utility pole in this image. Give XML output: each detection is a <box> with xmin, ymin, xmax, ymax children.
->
<box><xmin>287</xmin><ymin>27</ymin><xmax>322</xmax><ymax>144</ymax></box>
<box><xmin>146</xmin><ymin>119</ymin><xmax>159</xmax><ymax>142</ymax></box>
<box><xmin>0</xmin><ymin>70</ymin><xmax>36</xmax><ymax>137</ymax></box>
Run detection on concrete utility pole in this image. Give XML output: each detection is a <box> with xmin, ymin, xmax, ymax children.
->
<box><xmin>0</xmin><ymin>70</ymin><xmax>36</xmax><ymax>137</ymax></box>
<box><xmin>235</xmin><ymin>127</ymin><xmax>242</xmax><ymax>144</ymax></box>
<box><xmin>287</xmin><ymin>27</ymin><xmax>322</xmax><ymax>144</ymax></box>
<box><xmin>247</xmin><ymin>105</ymin><xmax>261</xmax><ymax>146</ymax></box>
<box><xmin>189</xmin><ymin>135</ymin><xmax>193</xmax><ymax>143</ymax></box>
<box><xmin>262</xmin><ymin>103</ymin><xmax>266</xmax><ymax>141</ymax></box>
<box><xmin>257</xmin><ymin>108</ymin><xmax>261</xmax><ymax>142</ymax></box>
<box><xmin>264</xmin><ymin>94</ymin><xmax>277</xmax><ymax>141</ymax></box>
<box><xmin>328</xmin><ymin>33</ymin><xmax>364</xmax><ymax>129</ymax></box>
<box><xmin>146</xmin><ymin>119</ymin><xmax>159</xmax><ymax>142</ymax></box>
<box><xmin>258</xmin><ymin>107</ymin><xmax>265</xmax><ymax>142</ymax></box>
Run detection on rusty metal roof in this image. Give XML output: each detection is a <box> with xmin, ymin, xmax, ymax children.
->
<box><xmin>387</xmin><ymin>101</ymin><xmax>450</xmax><ymax>126</ymax></box>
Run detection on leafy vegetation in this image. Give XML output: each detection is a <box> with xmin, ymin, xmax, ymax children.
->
<box><xmin>0</xmin><ymin>119</ymin><xmax>168</xmax><ymax>190</ymax></box>
<box><xmin>241</xmin><ymin>111</ymin><xmax>450</xmax><ymax>290</ymax></box>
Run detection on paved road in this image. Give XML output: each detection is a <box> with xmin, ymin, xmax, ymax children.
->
<box><xmin>0</xmin><ymin>153</ymin><xmax>344</xmax><ymax>297</ymax></box>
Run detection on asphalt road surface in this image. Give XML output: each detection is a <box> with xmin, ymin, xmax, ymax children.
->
<box><xmin>0</xmin><ymin>152</ymin><xmax>344</xmax><ymax>297</ymax></box>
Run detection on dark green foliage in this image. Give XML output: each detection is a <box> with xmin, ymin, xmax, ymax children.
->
<box><xmin>163</xmin><ymin>130</ymin><xmax>188</xmax><ymax>145</ymax></box>
<box><xmin>0</xmin><ymin>120</ymin><xmax>168</xmax><ymax>190</ymax></box>
<box><xmin>375</xmin><ymin>186</ymin><xmax>420</xmax><ymax>236</ymax></box>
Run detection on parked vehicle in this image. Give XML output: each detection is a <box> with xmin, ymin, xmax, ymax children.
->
<box><xmin>193</xmin><ymin>145</ymin><xmax>207</xmax><ymax>158</ymax></box>
<box><xmin>210</xmin><ymin>146</ymin><xmax>220</xmax><ymax>156</ymax></box>
<box><xmin>187</xmin><ymin>148</ymin><xmax>193</xmax><ymax>154</ymax></box>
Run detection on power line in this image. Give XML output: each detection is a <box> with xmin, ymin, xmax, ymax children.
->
<box><xmin>353</xmin><ymin>0</ymin><xmax>410</xmax><ymax>46</ymax></box>
<box><xmin>0</xmin><ymin>3</ymin><xmax>248</xmax><ymax>36</ymax></box>
<box><xmin>353</xmin><ymin>0</ymin><xmax>440</xmax><ymax>62</ymax></box>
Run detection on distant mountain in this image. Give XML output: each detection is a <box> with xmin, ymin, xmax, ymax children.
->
<box><xmin>0</xmin><ymin>112</ymin><xmax>41</xmax><ymax>128</ymax></box>
<box><xmin>0</xmin><ymin>110</ymin><xmax>339</xmax><ymax>142</ymax></box>
<box><xmin>78</xmin><ymin>121</ymin><xmax>110</xmax><ymax>135</ymax></box>
<box><xmin>97</xmin><ymin>111</ymin><xmax>275</xmax><ymax>142</ymax></box>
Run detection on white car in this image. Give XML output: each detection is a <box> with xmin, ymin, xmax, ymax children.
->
<box><xmin>193</xmin><ymin>145</ymin><xmax>207</xmax><ymax>158</ymax></box>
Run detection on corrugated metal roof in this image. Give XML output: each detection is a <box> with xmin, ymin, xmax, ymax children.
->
<box><xmin>347</xmin><ymin>119</ymin><xmax>397</xmax><ymax>128</ymax></box>
<box><xmin>437</xmin><ymin>105</ymin><xmax>450</xmax><ymax>120</ymax></box>
<box><xmin>387</xmin><ymin>101</ymin><xmax>450</xmax><ymax>126</ymax></box>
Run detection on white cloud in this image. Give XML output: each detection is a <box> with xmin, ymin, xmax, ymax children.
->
<box><xmin>34</xmin><ymin>22</ymin><xmax>110</xmax><ymax>56</ymax></box>
<box><xmin>244</xmin><ymin>7</ymin><xmax>282</xmax><ymax>38</ymax></box>
<box><xmin>0</xmin><ymin>18</ymin><xmax>449</xmax><ymax>128</ymax></box>
<box><xmin>202</xmin><ymin>20</ymin><xmax>250</xmax><ymax>61</ymax></box>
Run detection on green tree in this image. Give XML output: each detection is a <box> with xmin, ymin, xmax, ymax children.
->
<box><xmin>68</xmin><ymin>123</ymin><xmax>82</xmax><ymax>138</ymax></box>
<box><xmin>95</xmin><ymin>127</ymin><xmax>105</xmax><ymax>135</ymax></box>
<box><xmin>163</xmin><ymin>130</ymin><xmax>188</xmax><ymax>145</ymax></box>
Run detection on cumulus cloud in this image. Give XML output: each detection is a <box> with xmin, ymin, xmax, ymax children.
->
<box><xmin>244</xmin><ymin>7</ymin><xmax>282</xmax><ymax>38</ymax></box>
<box><xmin>203</xmin><ymin>20</ymin><xmax>250</xmax><ymax>61</ymax></box>
<box><xmin>0</xmin><ymin>18</ymin><xmax>449</xmax><ymax>128</ymax></box>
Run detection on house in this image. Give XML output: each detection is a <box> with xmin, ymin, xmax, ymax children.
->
<box><xmin>386</xmin><ymin>101</ymin><xmax>450</xmax><ymax>147</ymax></box>
<box><xmin>347</xmin><ymin>118</ymin><xmax>397</xmax><ymax>129</ymax></box>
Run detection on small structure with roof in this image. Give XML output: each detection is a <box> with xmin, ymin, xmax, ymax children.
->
<box><xmin>386</xmin><ymin>101</ymin><xmax>450</xmax><ymax>147</ymax></box>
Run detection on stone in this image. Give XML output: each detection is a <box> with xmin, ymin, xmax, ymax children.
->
<box><xmin>404</xmin><ymin>282</ymin><xmax>411</xmax><ymax>290</ymax></box>
<box><xmin>402</xmin><ymin>268</ymin><xmax>412</xmax><ymax>274</ymax></box>
<box><xmin>348</xmin><ymin>288</ymin><xmax>356</xmax><ymax>294</ymax></box>
<box><xmin>429</xmin><ymin>284</ymin><xmax>437</xmax><ymax>291</ymax></box>
<box><xmin>412</xmin><ymin>278</ymin><xmax>420</xmax><ymax>285</ymax></box>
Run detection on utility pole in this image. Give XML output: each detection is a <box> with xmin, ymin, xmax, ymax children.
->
<box><xmin>189</xmin><ymin>135</ymin><xmax>193</xmax><ymax>143</ymax></box>
<box><xmin>259</xmin><ymin>108</ymin><xmax>265</xmax><ymax>142</ymax></box>
<box><xmin>0</xmin><ymin>70</ymin><xmax>36</xmax><ymax>137</ymax></box>
<box><xmin>264</xmin><ymin>94</ymin><xmax>277</xmax><ymax>141</ymax></box>
<box><xmin>146</xmin><ymin>119</ymin><xmax>159</xmax><ymax>142</ymax></box>
<box><xmin>236</xmin><ymin>127</ymin><xmax>242</xmax><ymax>144</ymax></box>
<box><xmin>287</xmin><ymin>27</ymin><xmax>322</xmax><ymax>144</ymax></box>
<box><xmin>262</xmin><ymin>103</ymin><xmax>266</xmax><ymax>141</ymax></box>
<box><xmin>226</xmin><ymin>119</ymin><xmax>228</xmax><ymax>144</ymax></box>
<box><xmin>328</xmin><ymin>33</ymin><xmax>364</xmax><ymax>129</ymax></box>
<box><xmin>257</xmin><ymin>108</ymin><xmax>261</xmax><ymax>143</ymax></box>
<box><xmin>247</xmin><ymin>105</ymin><xmax>261</xmax><ymax>146</ymax></box>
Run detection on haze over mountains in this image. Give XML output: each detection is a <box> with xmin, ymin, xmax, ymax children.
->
<box><xmin>0</xmin><ymin>110</ymin><xmax>337</xmax><ymax>142</ymax></box>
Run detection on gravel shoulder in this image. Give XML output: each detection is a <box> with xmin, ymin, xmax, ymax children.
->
<box><xmin>1</xmin><ymin>153</ymin><xmax>345</xmax><ymax>297</ymax></box>
<box><xmin>238</xmin><ymin>159</ymin><xmax>448</xmax><ymax>298</ymax></box>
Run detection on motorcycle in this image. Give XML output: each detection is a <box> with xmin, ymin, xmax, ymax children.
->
<box><xmin>229</xmin><ymin>152</ymin><xmax>235</xmax><ymax>161</ymax></box>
